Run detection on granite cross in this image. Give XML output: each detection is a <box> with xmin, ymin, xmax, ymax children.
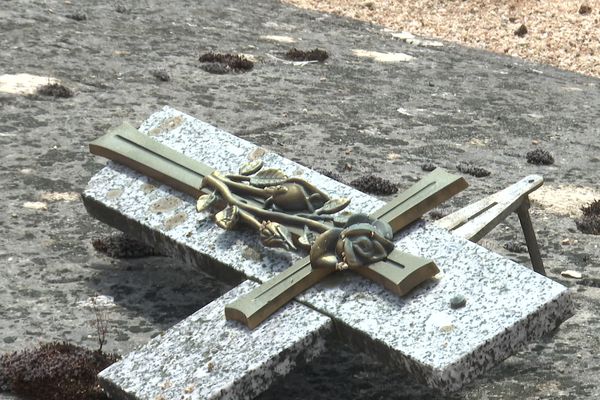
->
<box><xmin>90</xmin><ymin>122</ymin><xmax>467</xmax><ymax>328</ymax></box>
<box><xmin>86</xmin><ymin>109</ymin><xmax>573</xmax><ymax>396</ymax></box>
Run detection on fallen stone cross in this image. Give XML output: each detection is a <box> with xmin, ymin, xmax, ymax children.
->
<box><xmin>83</xmin><ymin>107</ymin><xmax>573</xmax><ymax>399</ymax></box>
<box><xmin>89</xmin><ymin>119</ymin><xmax>468</xmax><ymax>329</ymax></box>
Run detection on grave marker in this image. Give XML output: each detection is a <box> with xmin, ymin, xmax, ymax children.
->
<box><xmin>90</xmin><ymin>123</ymin><xmax>468</xmax><ymax>328</ymax></box>
<box><xmin>83</xmin><ymin>107</ymin><xmax>574</xmax><ymax>397</ymax></box>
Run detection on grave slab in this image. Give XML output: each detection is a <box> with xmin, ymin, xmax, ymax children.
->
<box><xmin>83</xmin><ymin>107</ymin><xmax>574</xmax><ymax>394</ymax></box>
<box><xmin>99</xmin><ymin>281</ymin><xmax>332</xmax><ymax>400</ymax></box>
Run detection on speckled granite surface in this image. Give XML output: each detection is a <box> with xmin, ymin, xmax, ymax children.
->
<box><xmin>83</xmin><ymin>107</ymin><xmax>574</xmax><ymax>394</ymax></box>
<box><xmin>99</xmin><ymin>280</ymin><xmax>331</xmax><ymax>400</ymax></box>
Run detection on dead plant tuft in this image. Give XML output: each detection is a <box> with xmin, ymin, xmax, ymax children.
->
<box><xmin>0</xmin><ymin>342</ymin><xmax>118</xmax><ymax>400</ymax></box>
<box><xmin>284</xmin><ymin>48</ymin><xmax>329</xmax><ymax>62</ymax></box>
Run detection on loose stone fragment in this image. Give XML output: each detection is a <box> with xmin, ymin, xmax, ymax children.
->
<box><xmin>23</xmin><ymin>201</ymin><xmax>48</xmax><ymax>210</ymax></box>
<box><xmin>561</xmin><ymin>270</ymin><xmax>583</xmax><ymax>279</ymax></box>
<box><xmin>40</xmin><ymin>191</ymin><xmax>80</xmax><ymax>202</ymax></box>
<box><xmin>526</xmin><ymin>148</ymin><xmax>554</xmax><ymax>165</ymax></box>
<box><xmin>450</xmin><ymin>295</ymin><xmax>467</xmax><ymax>309</ymax></box>
<box><xmin>350</xmin><ymin>175</ymin><xmax>398</xmax><ymax>195</ymax></box>
<box><xmin>352</xmin><ymin>49</ymin><xmax>414</xmax><ymax>63</ymax></box>
<box><xmin>260</xmin><ymin>35</ymin><xmax>297</xmax><ymax>44</ymax></box>
<box><xmin>456</xmin><ymin>162</ymin><xmax>490</xmax><ymax>178</ymax></box>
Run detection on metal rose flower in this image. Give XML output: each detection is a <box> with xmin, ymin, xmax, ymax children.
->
<box><xmin>336</xmin><ymin>215</ymin><xmax>395</xmax><ymax>269</ymax></box>
<box><xmin>310</xmin><ymin>214</ymin><xmax>395</xmax><ymax>271</ymax></box>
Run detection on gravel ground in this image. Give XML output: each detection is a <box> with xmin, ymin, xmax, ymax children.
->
<box><xmin>284</xmin><ymin>0</ymin><xmax>600</xmax><ymax>78</ymax></box>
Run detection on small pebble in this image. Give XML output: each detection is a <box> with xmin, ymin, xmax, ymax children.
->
<box><xmin>514</xmin><ymin>24</ymin><xmax>528</xmax><ymax>37</ymax></box>
<box><xmin>579</xmin><ymin>4</ymin><xmax>592</xmax><ymax>15</ymax></box>
<box><xmin>450</xmin><ymin>295</ymin><xmax>467</xmax><ymax>309</ymax></box>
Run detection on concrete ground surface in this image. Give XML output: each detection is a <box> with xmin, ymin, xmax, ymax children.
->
<box><xmin>1</xmin><ymin>0</ymin><xmax>599</xmax><ymax>399</ymax></box>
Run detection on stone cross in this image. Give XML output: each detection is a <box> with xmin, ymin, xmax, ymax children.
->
<box><xmin>84</xmin><ymin>108</ymin><xmax>573</xmax><ymax>396</ymax></box>
<box><xmin>90</xmin><ymin>122</ymin><xmax>467</xmax><ymax>328</ymax></box>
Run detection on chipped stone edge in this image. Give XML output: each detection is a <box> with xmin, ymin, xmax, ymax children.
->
<box><xmin>333</xmin><ymin>290</ymin><xmax>574</xmax><ymax>392</ymax></box>
<box><xmin>99</xmin><ymin>321</ymin><xmax>332</xmax><ymax>400</ymax></box>
<box><xmin>97</xmin><ymin>281</ymin><xmax>334</xmax><ymax>400</ymax></box>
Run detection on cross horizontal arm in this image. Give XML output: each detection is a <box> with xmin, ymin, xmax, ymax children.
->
<box><xmin>225</xmin><ymin>249</ymin><xmax>438</xmax><ymax>329</ymax></box>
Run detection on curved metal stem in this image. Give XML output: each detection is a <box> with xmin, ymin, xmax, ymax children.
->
<box><xmin>203</xmin><ymin>174</ymin><xmax>329</xmax><ymax>233</ymax></box>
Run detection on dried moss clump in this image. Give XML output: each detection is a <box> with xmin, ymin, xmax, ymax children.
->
<box><xmin>198</xmin><ymin>52</ymin><xmax>254</xmax><ymax>74</ymax></box>
<box><xmin>314</xmin><ymin>168</ymin><xmax>347</xmax><ymax>184</ymax></box>
<box><xmin>575</xmin><ymin>199</ymin><xmax>600</xmax><ymax>235</ymax></box>
<box><xmin>350</xmin><ymin>175</ymin><xmax>398</xmax><ymax>195</ymax></box>
<box><xmin>285</xmin><ymin>48</ymin><xmax>329</xmax><ymax>62</ymax></box>
<box><xmin>503</xmin><ymin>241</ymin><xmax>527</xmax><ymax>253</ymax></box>
<box><xmin>150</xmin><ymin>69</ymin><xmax>171</xmax><ymax>82</ymax></box>
<box><xmin>92</xmin><ymin>233</ymin><xmax>162</xmax><ymax>258</ymax></box>
<box><xmin>0</xmin><ymin>342</ymin><xmax>119</xmax><ymax>400</ymax></box>
<box><xmin>428</xmin><ymin>209</ymin><xmax>447</xmax><ymax>220</ymax></box>
<box><xmin>526</xmin><ymin>148</ymin><xmax>554</xmax><ymax>165</ymax></box>
<box><xmin>579</xmin><ymin>4</ymin><xmax>592</xmax><ymax>15</ymax></box>
<box><xmin>115</xmin><ymin>4</ymin><xmax>129</xmax><ymax>13</ymax></box>
<box><xmin>421</xmin><ymin>162</ymin><xmax>437</xmax><ymax>172</ymax></box>
<box><xmin>65</xmin><ymin>12</ymin><xmax>87</xmax><ymax>21</ymax></box>
<box><xmin>37</xmin><ymin>83</ymin><xmax>74</xmax><ymax>98</ymax></box>
<box><xmin>456</xmin><ymin>162</ymin><xmax>491</xmax><ymax>178</ymax></box>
